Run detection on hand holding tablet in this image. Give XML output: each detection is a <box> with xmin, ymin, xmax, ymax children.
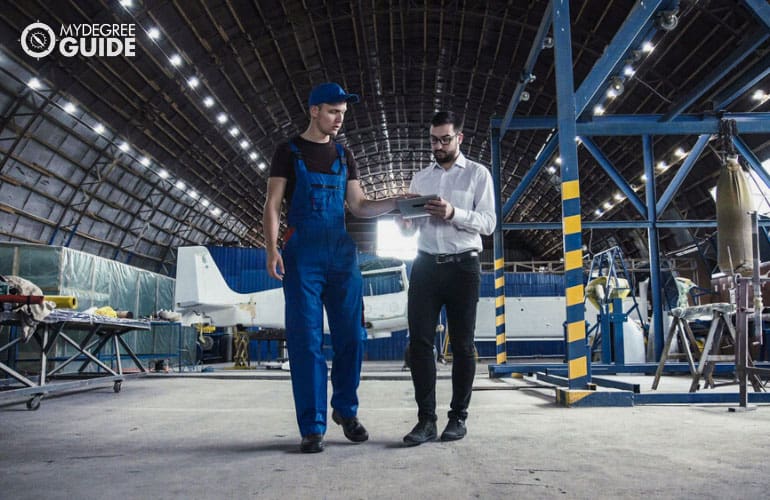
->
<box><xmin>396</xmin><ymin>194</ymin><xmax>440</xmax><ymax>219</ymax></box>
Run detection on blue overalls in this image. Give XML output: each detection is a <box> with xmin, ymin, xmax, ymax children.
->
<box><xmin>282</xmin><ymin>141</ymin><xmax>365</xmax><ymax>437</ymax></box>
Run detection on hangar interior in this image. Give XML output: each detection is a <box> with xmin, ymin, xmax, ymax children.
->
<box><xmin>1</xmin><ymin>0</ymin><xmax>770</xmax><ymax>409</ymax></box>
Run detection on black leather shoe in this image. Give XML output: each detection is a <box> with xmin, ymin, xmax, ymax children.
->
<box><xmin>332</xmin><ymin>409</ymin><xmax>369</xmax><ymax>442</ymax></box>
<box><xmin>403</xmin><ymin>419</ymin><xmax>437</xmax><ymax>446</ymax></box>
<box><xmin>300</xmin><ymin>434</ymin><xmax>325</xmax><ymax>453</ymax></box>
<box><xmin>440</xmin><ymin>418</ymin><xmax>467</xmax><ymax>441</ymax></box>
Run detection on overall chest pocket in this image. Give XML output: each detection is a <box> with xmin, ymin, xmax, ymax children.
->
<box><xmin>310</xmin><ymin>184</ymin><xmax>341</xmax><ymax>211</ymax></box>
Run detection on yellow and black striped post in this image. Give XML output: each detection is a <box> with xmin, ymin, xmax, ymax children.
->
<box><xmin>490</xmin><ymin>126</ymin><xmax>507</xmax><ymax>364</ymax></box>
<box><xmin>553</xmin><ymin>0</ymin><xmax>589</xmax><ymax>390</ymax></box>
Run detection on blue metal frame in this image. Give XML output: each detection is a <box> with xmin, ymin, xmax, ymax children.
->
<box><xmin>488</xmin><ymin>0</ymin><xmax>770</xmax><ymax>404</ymax></box>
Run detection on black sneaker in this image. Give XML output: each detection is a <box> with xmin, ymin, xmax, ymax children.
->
<box><xmin>332</xmin><ymin>409</ymin><xmax>369</xmax><ymax>443</ymax></box>
<box><xmin>402</xmin><ymin>419</ymin><xmax>437</xmax><ymax>446</ymax></box>
<box><xmin>300</xmin><ymin>433</ymin><xmax>325</xmax><ymax>453</ymax></box>
<box><xmin>440</xmin><ymin>418</ymin><xmax>467</xmax><ymax>441</ymax></box>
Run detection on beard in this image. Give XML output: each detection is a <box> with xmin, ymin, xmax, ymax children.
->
<box><xmin>433</xmin><ymin>147</ymin><xmax>458</xmax><ymax>164</ymax></box>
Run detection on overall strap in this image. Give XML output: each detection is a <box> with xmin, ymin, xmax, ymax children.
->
<box><xmin>288</xmin><ymin>141</ymin><xmax>306</xmax><ymax>174</ymax></box>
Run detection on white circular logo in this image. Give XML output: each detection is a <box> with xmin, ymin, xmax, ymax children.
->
<box><xmin>20</xmin><ymin>22</ymin><xmax>56</xmax><ymax>59</ymax></box>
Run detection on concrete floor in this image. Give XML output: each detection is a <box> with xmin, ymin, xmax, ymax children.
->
<box><xmin>2</xmin><ymin>361</ymin><xmax>770</xmax><ymax>499</ymax></box>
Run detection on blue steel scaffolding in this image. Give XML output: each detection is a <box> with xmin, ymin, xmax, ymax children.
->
<box><xmin>487</xmin><ymin>0</ymin><xmax>770</xmax><ymax>406</ymax></box>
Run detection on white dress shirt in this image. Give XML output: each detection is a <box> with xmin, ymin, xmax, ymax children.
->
<box><xmin>408</xmin><ymin>152</ymin><xmax>496</xmax><ymax>254</ymax></box>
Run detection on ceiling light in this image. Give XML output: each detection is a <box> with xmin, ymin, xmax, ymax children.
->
<box><xmin>546</xmin><ymin>165</ymin><xmax>556</xmax><ymax>174</ymax></box>
<box><xmin>239</xmin><ymin>140</ymin><xmax>249</xmax><ymax>149</ymax></box>
<box><xmin>93</xmin><ymin>123</ymin><xmax>105</xmax><ymax>134</ymax></box>
<box><xmin>175</xmin><ymin>180</ymin><xmax>185</xmax><ymax>190</ymax></box>
<box><xmin>28</xmin><ymin>77</ymin><xmax>41</xmax><ymax>89</ymax></box>
<box><xmin>203</xmin><ymin>96</ymin><xmax>214</xmax><ymax>107</ymax></box>
<box><xmin>201</xmin><ymin>199</ymin><xmax>210</xmax><ymax>207</ymax></box>
<box><xmin>119</xmin><ymin>0</ymin><xmax>133</xmax><ymax>7</ymax></box>
<box><xmin>752</xmin><ymin>90</ymin><xmax>767</xmax><ymax>101</ymax></box>
<box><xmin>187</xmin><ymin>76</ymin><xmax>199</xmax><ymax>89</ymax></box>
<box><xmin>229</xmin><ymin>127</ymin><xmax>240</xmax><ymax>137</ymax></box>
<box><xmin>249</xmin><ymin>151</ymin><xmax>258</xmax><ymax>160</ymax></box>
<box><xmin>603</xmin><ymin>202</ymin><xmax>612</xmax><ymax>209</ymax></box>
<box><xmin>63</xmin><ymin>102</ymin><xmax>76</xmax><ymax>114</ymax></box>
<box><xmin>216</xmin><ymin>113</ymin><xmax>228</xmax><ymax>124</ymax></box>
<box><xmin>118</xmin><ymin>141</ymin><xmax>130</xmax><ymax>152</ymax></box>
<box><xmin>623</xmin><ymin>65</ymin><xmax>635</xmax><ymax>77</ymax></box>
<box><xmin>140</xmin><ymin>156</ymin><xmax>150</xmax><ymax>167</ymax></box>
<box><xmin>147</xmin><ymin>27</ymin><xmax>160</xmax><ymax>40</ymax></box>
<box><xmin>188</xmin><ymin>190</ymin><xmax>199</xmax><ymax>199</ymax></box>
<box><xmin>656</xmin><ymin>10</ymin><xmax>679</xmax><ymax>31</ymax></box>
<box><xmin>657</xmin><ymin>161</ymin><xmax>668</xmax><ymax>171</ymax></box>
<box><xmin>593</xmin><ymin>104</ymin><xmax>605</xmax><ymax>115</ymax></box>
<box><xmin>674</xmin><ymin>147</ymin><xmax>686</xmax><ymax>158</ymax></box>
<box><xmin>606</xmin><ymin>89</ymin><xmax>618</xmax><ymax>99</ymax></box>
<box><xmin>555</xmin><ymin>157</ymin><xmax>562</xmax><ymax>165</ymax></box>
<box><xmin>159</xmin><ymin>169</ymin><xmax>169</xmax><ymax>179</ymax></box>
<box><xmin>211</xmin><ymin>207</ymin><xmax>222</xmax><ymax>216</ymax></box>
<box><xmin>614</xmin><ymin>193</ymin><xmax>624</xmax><ymax>201</ymax></box>
<box><xmin>258</xmin><ymin>162</ymin><xmax>267</xmax><ymax>171</ymax></box>
<box><xmin>169</xmin><ymin>54</ymin><xmax>182</xmax><ymax>66</ymax></box>
<box><xmin>609</xmin><ymin>76</ymin><xmax>624</xmax><ymax>95</ymax></box>
<box><xmin>641</xmin><ymin>174</ymin><xmax>648</xmax><ymax>181</ymax></box>
<box><xmin>641</xmin><ymin>41</ymin><xmax>654</xmax><ymax>53</ymax></box>
<box><xmin>595</xmin><ymin>209</ymin><xmax>603</xmax><ymax>216</ymax></box>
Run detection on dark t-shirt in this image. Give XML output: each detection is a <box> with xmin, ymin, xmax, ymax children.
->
<box><xmin>269</xmin><ymin>136</ymin><xmax>359</xmax><ymax>204</ymax></box>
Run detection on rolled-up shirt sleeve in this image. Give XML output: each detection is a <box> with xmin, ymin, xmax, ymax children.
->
<box><xmin>451</xmin><ymin>166</ymin><xmax>496</xmax><ymax>236</ymax></box>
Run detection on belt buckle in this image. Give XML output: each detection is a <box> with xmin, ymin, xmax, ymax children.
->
<box><xmin>435</xmin><ymin>254</ymin><xmax>451</xmax><ymax>264</ymax></box>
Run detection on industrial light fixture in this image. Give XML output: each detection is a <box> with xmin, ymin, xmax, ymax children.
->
<box><xmin>609</xmin><ymin>77</ymin><xmax>625</xmax><ymax>96</ymax></box>
<box><xmin>93</xmin><ymin>123</ymin><xmax>105</xmax><ymax>134</ymax></box>
<box><xmin>546</xmin><ymin>165</ymin><xmax>557</xmax><ymax>174</ymax></box>
<box><xmin>118</xmin><ymin>141</ymin><xmax>130</xmax><ymax>152</ymax></box>
<box><xmin>140</xmin><ymin>156</ymin><xmax>150</xmax><ymax>167</ymax></box>
<box><xmin>203</xmin><ymin>96</ymin><xmax>214</xmax><ymax>107</ymax></box>
<box><xmin>656</xmin><ymin>10</ymin><xmax>679</xmax><ymax>31</ymax></box>
<box><xmin>623</xmin><ymin>65</ymin><xmax>635</xmax><ymax>77</ymax></box>
<box><xmin>147</xmin><ymin>27</ymin><xmax>160</xmax><ymax>40</ymax></box>
<box><xmin>201</xmin><ymin>199</ymin><xmax>210</xmax><ymax>207</ymax></box>
<box><xmin>753</xmin><ymin>90</ymin><xmax>767</xmax><ymax>101</ymax></box>
<box><xmin>593</xmin><ymin>104</ymin><xmax>605</xmax><ymax>115</ymax></box>
<box><xmin>158</xmin><ymin>169</ymin><xmax>169</xmax><ymax>179</ymax></box>
<box><xmin>542</xmin><ymin>36</ymin><xmax>554</xmax><ymax>49</ymax></box>
<box><xmin>520</xmin><ymin>91</ymin><xmax>530</xmax><ymax>101</ymax></box>
<box><xmin>216</xmin><ymin>113</ymin><xmax>228</xmax><ymax>124</ymax></box>
<box><xmin>175</xmin><ymin>180</ymin><xmax>185</xmax><ymax>190</ymax></box>
<box><xmin>169</xmin><ymin>54</ymin><xmax>182</xmax><ymax>66</ymax></box>
<box><xmin>258</xmin><ymin>162</ymin><xmax>267</xmax><ymax>170</ymax></box>
<box><xmin>228</xmin><ymin>127</ymin><xmax>240</xmax><ymax>137</ymax></box>
<box><xmin>249</xmin><ymin>151</ymin><xmax>258</xmax><ymax>160</ymax></box>
<box><xmin>239</xmin><ymin>139</ymin><xmax>249</xmax><ymax>149</ymax></box>
<box><xmin>63</xmin><ymin>102</ymin><xmax>76</xmax><ymax>114</ymax></box>
<box><xmin>187</xmin><ymin>76</ymin><xmax>199</xmax><ymax>89</ymax></box>
<box><xmin>641</xmin><ymin>41</ymin><xmax>655</xmax><ymax>53</ymax></box>
<box><xmin>28</xmin><ymin>77</ymin><xmax>41</xmax><ymax>89</ymax></box>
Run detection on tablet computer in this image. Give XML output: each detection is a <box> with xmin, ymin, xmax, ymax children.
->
<box><xmin>397</xmin><ymin>195</ymin><xmax>439</xmax><ymax>219</ymax></box>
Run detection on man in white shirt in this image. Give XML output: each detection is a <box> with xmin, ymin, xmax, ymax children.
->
<box><xmin>398</xmin><ymin>111</ymin><xmax>496</xmax><ymax>445</ymax></box>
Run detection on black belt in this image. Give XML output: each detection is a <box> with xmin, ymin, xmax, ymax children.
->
<box><xmin>418</xmin><ymin>249</ymin><xmax>479</xmax><ymax>264</ymax></box>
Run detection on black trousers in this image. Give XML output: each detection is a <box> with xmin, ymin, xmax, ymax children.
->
<box><xmin>407</xmin><ymin>252</ymin><xmax>480</xmax><ymax>421</ymax></box>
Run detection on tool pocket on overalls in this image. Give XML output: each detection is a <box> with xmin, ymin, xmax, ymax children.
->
<box><xmin>310</xmin><ymin>187</ymin><xmax>332</xmax><ymax>211</ymax></box>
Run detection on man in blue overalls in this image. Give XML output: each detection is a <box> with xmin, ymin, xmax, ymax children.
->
<box><xmin>263</xmin><ymin>83</ymin><xmax>400</xmax><ymax>453</ymax></box>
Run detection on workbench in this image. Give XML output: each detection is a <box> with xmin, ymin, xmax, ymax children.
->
<box><xmin>0</xmin><ymin>309</ymin><xmax>150</xmax><ymax>410</ymax></box>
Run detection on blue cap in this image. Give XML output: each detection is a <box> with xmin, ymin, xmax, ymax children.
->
<box><xmin>308</xmin><ymin>82</ymin><xmax>359</xmax><ymax>107</ymax></box>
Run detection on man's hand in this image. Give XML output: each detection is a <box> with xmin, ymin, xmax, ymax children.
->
<box><xmin>425</xmin><ymin>197</ymin><xmax>454</xmax><ymax>220</ymax></box>
<box><xmin>266</xmin><ymin>248</ymin><xmax>285</xmax><ymax>280</ymax></box>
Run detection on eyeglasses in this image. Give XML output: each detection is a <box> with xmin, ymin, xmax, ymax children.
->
<box><xmin>429</xmin><ymin>133</ymin><xmax>459</xmax><ymax>145</ymax></box>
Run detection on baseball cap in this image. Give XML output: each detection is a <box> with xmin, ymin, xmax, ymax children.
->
<box><xmin>308</xmin><ymin>82</ymin><xmax>360</xmax><ymax>107</ymax></box>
